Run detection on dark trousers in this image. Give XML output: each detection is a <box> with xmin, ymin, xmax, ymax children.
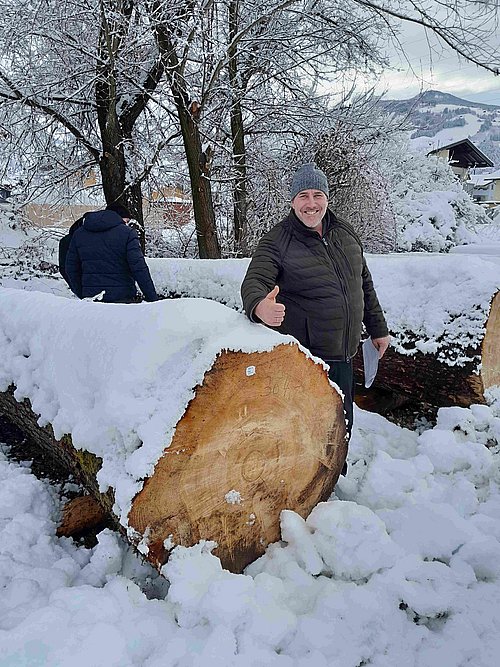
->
<box><xmin>325</xmin><ymin>359</ymin><xmax>355</xmax><ymax>439</ymax></box>
<box><xmin>325</xmin><ymin>359</ymin><xmax>354</xmax><ymax>475</ymax></box>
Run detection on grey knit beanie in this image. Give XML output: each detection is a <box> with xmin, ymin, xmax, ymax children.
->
<box><xmin>290</xmin><ymin>163</ymin><xmax>329</xmax><ymax>200</ymax></box>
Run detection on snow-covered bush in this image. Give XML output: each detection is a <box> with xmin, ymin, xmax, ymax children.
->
<box><xmin>145</xmin><ymin>221</ymin><xmax>198</xmax><ymax>259</ymax></box>
<box><xmin>0</xmin><ymin>204</ymin><xmax>59</xmax><ymax>281</ymax></box>
<box><xmin>376</xmin><ymin>135</ymin><xmax>489</xmax><ymax>252</ymax></box>
<box><xmin>314</xmin><ymin>125</ymin><xmax>397</xmax><ymax>253</ymax></box>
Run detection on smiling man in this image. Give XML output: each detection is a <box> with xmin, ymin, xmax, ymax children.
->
<box><xmin>241</xmin><ymin>163</ymin><xmax>390</xmax><ymax>469</ymax></box>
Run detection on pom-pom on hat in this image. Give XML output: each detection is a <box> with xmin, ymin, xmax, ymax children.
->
<box><xmin>290</xmin><ymin>163</ymin><xmax>329</xmax><ymax>200</ymax></box>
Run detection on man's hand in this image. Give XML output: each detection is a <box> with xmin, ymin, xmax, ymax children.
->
<box><xmin>254</xmin><ymin>285</ymin><xmax>285</xmax><ymax>327</ymax></box>
<box><xmin>371</xmin><ymin>335</ymin><xmax>390</xmax><ymax>359</ymax></box>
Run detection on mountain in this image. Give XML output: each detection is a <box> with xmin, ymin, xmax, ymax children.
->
<box><xmin>382</xmin><ymin>90</ymin><xmax>500</xmax><ymax>114</ymax></box>
<box><xmin>380</xmin><ymin>90</ymin><xmax>500</xmax><ymax>166</ymax></box>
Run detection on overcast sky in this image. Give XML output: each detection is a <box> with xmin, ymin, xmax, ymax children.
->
<box><xmin>364</xmin><ymin>22</ymin><xmax>500</xmax><ymax>106</ymax></box>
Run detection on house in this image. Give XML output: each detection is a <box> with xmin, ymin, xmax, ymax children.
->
<box><xmin>467</xmin><ymin>169</ymin><xmax>500</xmax><ymax>207</ymax></box>
<box><xmin>482</xmin><ymin>169</ymin><xmax>500</xmax><ymax>203</ymax></box>
<box><xmin>427</xmin><ymin>138</ymin><xmax>494</xmax><ymax>181</ymax></box>
<box><xmin>23</xmin><ymin>170</ymin><xmax>192</xmax><ymax>229</ymax></box>
<box><xmin>145</xmin><ymin>185</ymin><xmax>192</xmax><ymax>228</ymax></box>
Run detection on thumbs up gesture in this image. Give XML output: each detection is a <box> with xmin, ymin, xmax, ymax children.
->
<box><xmin>254</xmin><ymin>285</ymin><xmax>286</xmax><ymax>327</ymax></box>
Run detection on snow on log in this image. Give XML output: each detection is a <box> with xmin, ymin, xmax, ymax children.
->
<box><xmin>353</xmin><ymin>290</ymin><xmax>500</xmax><ymax>407</ymax></box>
<box><xmin>0</xmin><ymin>289</ymin><xmax>346</xmax><ymax>573</ymax></box>
<box><xmin>148</xmin><ymin>253</ymin><xmax>500</xmax><ymax>407</ymax></box>
<box><xmin>354</xmin><ymin>254</ymin><xmax>500</xmax><ymax>407</ymax></box>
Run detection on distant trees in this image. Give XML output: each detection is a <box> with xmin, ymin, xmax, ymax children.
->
<box><xmin>0</xmin><ymin>0</ymin><xmax>498</xmax><ymax>258</ymax></box>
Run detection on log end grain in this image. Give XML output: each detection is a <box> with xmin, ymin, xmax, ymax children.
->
<box><xmin>481</xmin><ymin>291</ymin><xmax>500</xmax><ymax>391</ymax></box>
<box><xmin>128</xmin><ymin>344</ymin><xmax>347</xmax><ymax>573</ymax></box>
<box><xmin>56</xmin><ymin>495</ymin><xmax>108</xmax><ymax>538</ymax></box>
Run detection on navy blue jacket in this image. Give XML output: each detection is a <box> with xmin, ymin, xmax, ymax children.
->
<box><xmin>58</xmin><ymin>218</ymin><xmax>84</xmax><ymax>286</ymax></box>
<box><xmin>65</xmin><ymin>210</ymin><xmax>158</xmax><ymax>303</ymax></box>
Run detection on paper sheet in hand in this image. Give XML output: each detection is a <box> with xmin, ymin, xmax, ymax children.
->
<box><xmin>362</xmin><ymin>338</ymin><xmax>379</xmax><ymax>388</ymax></box>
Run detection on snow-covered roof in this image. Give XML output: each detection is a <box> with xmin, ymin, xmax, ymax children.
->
<box><xmin>483</xmin><ymin>168</ymin><xmax>500</xmax><ymax>181</ymax></box>
<box><xmin>467</xmin><ymin>174</ymin><xmax>494</xmax><ymax>187</ymax></box>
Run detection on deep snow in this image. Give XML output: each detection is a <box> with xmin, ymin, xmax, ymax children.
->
<box><xmin>0</xmin><ymin>394</ymin><xmax>499</xmax><ymax>666</ymax></box>
<box><xmin>0</xmin><ymin>215</ymin><xmax>499</xmax><ymax>666</ymax></box>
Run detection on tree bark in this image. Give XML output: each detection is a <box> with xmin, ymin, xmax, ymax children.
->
<box><xmin>1</xmin><ymin>344</ymin><xmax>346</xmax><ymax>574</ymax></box>
<box><xmin>228</xmin><ymin>0</ymin><xmax>249</xmax><ymax>256</ymax></box>
<box><xmin>177</xmin><ymin>103</ymin><xmax>221</xmax><ymax>259</ymax></box>
<box><xmin>354</xmin><ymin>291</ymin><xmax>500</xmax><ymax>409</ymax></box>
<box><xmin>96</xmin><ymin>1</ymin><xmax>150</xmax><ymax>249</ymax></box>
<box><xmin>154</xmin><ymin>14</ymin><xmax>221</xmax><ymax>259</ymax></box>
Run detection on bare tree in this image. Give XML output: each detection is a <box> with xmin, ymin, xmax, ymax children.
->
<box><xmin>0</xmin><ymin>0</ymin><xmax>498</xmax><ymax>259</ymax></box>
<box><xmin>0</xmin><ymin>0</ymin><xmax>168</xmax><ymax>243</ymax></box>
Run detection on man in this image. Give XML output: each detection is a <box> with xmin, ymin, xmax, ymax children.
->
<box><xmin>241</xmin><ymin>163</ymin><xmax>390</xmax><ymax>454</ymax></box>
<box><xmin>65</xmin><ymin>203</ymin><xmax>158</xmax><ymax>303</ymax></box>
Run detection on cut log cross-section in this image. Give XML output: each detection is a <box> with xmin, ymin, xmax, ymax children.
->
<box><xmin>354</xmin><ymin>290</ymin><xmax>500</xmax><ymax>409</ymax></box>
<box><xmin>0</xmin><ymin>343</ymin><xmax>346</xmax><ymax>574</ymax></box>
<box><xmin>128</xmin><ymin>344</ymin><xmax>346</xmax><ymax>573</ymax></box>
<box><xmin>482</xmin><ymin>291</ymin><xmax>500</xmax><ymax>391</ymax></box>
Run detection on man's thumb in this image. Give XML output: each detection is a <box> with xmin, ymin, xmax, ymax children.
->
<box><xmin>267</xmin><ymin>285</ymin><xmax>279</xmax><ymax>301</ymax></box>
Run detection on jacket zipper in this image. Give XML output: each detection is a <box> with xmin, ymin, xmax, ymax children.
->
<box><xmin>321</xmin><ymin>236</ymin><xmax>351</xmax><ymax>361</ymax></box>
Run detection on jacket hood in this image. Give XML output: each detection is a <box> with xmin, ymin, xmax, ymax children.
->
<box><xmin>83</xmin><ymin>210</ymin><xmax>124</xmax><ymax>233</ymax></box>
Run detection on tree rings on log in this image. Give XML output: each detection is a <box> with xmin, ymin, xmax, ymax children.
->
<box><xmin>128</xmin><ymin>344</ymin><xmax>346</xmax><ymax>573</ymax></box>
<box><xmin>57</xmin><ymin>495</ymin><xmax>109</xmax><ymax>538</ymax></box>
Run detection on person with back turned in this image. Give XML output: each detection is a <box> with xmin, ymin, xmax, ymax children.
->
<box><xmin>240</xmin><ymin>163</ymin><xmax>390</xmax><ymax>470</ymax></box>
<box><xmin>65</xmin><ymin>203</ymin><xmax>158</xmax><ymax>304</ymax></box>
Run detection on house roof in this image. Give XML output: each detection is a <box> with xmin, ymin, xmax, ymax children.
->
<box><xmin>468</xmin><ymin>174</ymin><xmax>492</xmax><ymax>187</ymax></box>
<box><xmin>483</xmin><ymin>168</ymin><xmax>500</xmax><ymax>181</ymax></box>
<box><xmin>427</xmin><ymin>138</ymin><xmax>494</xmax><ymax>168</ymax></box>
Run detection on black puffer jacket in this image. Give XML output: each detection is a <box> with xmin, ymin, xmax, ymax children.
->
<box><xmin>65</xmin><ymin>210</ymin><xmax>158</xmax><ymax>303</ymax></box>
<box><xmin>241</xmin><ymin>209</ymin><xmax>388</xmax><ymax>360</ymax></box>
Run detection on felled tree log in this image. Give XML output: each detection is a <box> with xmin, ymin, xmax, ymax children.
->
<box><xmin>57</xmin><ymin>495</ymin><xmax>109</xmax><ymax>538</ymax></box>
<box><xmin>1</xmin><ymin>343</ymin><xmax>346</xmax><ymax>573</ymax></box>
<box><xmin>354</xmin><ymin>291</ymin><xmax>500</xmax><ymax>409</ymax></box>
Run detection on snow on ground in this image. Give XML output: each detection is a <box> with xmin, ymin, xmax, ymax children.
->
<box><xmin>449</xmin><ymin>244</ymin><xmax>500</xmax><ymax>259</ymax></box>
<box><xmin>0</xmin><ymin>392</ymin><xmax>499</xmax><ymax>666</ymax></box>
<box><xmin>1</xmin><ymin>215</ymin><xmax>500</xmax><ymax>665</ymax></box>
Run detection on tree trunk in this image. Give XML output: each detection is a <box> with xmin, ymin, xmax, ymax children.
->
<box><xmin>98</xmin><ymin>131</ymin><xmax>146</xmax><ymax>251</ymax></box>
<box><xmin>96</xmin><ymin>4</ymin><xmax>146</xmax><ymax>249</ymax></box>
<box><xmin>154</xmin><ymin>15</ymin><xmax>221</xmax><ymax>260</ymax></box>
<box><xmin>228</xmin><ymin>0</ymin><xmax>249</xmax><ymax>256</ymax></box>
<box><xmin>177</xmin><ymin>103</ymin><xmax>221</xmax><ymax>259</ymax></box>
<box><xmin>1</xmin><ymin>344</ymin><xmax>346</xmax><ymax>574</ymax></box>
<box><xmin>354</xmin><ymin>291</ymin><xmax>500</xmax><ymax>409</ymax></box>
<box><xmin>229</xmin><ymin>100</ymin><xmax>249</xmax><ymax>256</ymax></box>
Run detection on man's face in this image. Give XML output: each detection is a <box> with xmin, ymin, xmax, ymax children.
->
<box><xmin>291</xmin><ymin>189</ymin><xmax>328</xmax><ymax>229</ymax></box>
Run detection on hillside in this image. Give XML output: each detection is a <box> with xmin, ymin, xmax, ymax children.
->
<box><xmin>383</xmin><ymin>90</ymin><xmax>500</xmax><ymax>114</ymax></box>
<box><xmin>381</xmin><ymin>90</ymin><xmax>500</xmax><ymax>165</ymax></box>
